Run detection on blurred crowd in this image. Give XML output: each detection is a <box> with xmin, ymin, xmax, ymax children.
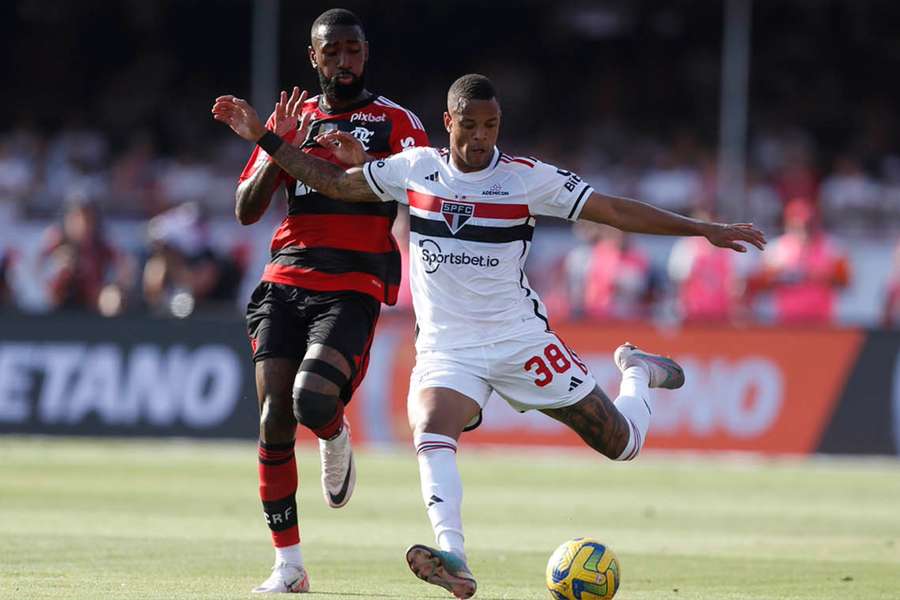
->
<box><xmin>1</xmin><ymin>121</ymin><xmax>899</xmax><ymax>326</ymax></box>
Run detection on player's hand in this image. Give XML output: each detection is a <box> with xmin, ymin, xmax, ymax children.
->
<box><xmin>703</xmin><ymin>222</ymin><xmax>767</xmax><ymax>253</ymax></box>
<box><xmin>314</xmin><ymin>130</ymin><xmax>369</xmax><ymax>166</ymax></box>
<box><xmin>272</xmin><ymin>86</ymin><xmax>308</xmax><ymax>137</ymax></box>
<box><xmin>211</xmin><ymin>95</ymin><xmax>266</xmax><ymax>142</ymax></box>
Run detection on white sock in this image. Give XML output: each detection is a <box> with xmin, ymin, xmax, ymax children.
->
<box><xmin>274</xmin><ymin>543</ymin><xmax>303</xmax><ymax>566</ymax></box>
<box><xmin>415</xmin><ymin>432</ymin><xmax>466</xmax><ymax>562</ymax></box>
<box><xmin>614</xmin><ymin>365</ymin><xmax>652</xmax><ymax>461</ymax></box>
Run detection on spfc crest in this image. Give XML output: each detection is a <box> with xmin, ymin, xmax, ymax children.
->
<box><xmin>441</xmin><ymin>200</ymin><xmax>475</xmax><ymax>234</ymax></box>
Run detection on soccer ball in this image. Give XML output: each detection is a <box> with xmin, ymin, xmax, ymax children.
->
<box><xmin>545</xmin><ymin>538</ymin><xmax>620</xmax><ymax>600</ymax></box>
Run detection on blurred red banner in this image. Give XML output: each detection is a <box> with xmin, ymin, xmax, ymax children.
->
<box><xmin>335</xmin><ymin>317</ymin><xmax>864</xmax><ymax>454</ymax></box>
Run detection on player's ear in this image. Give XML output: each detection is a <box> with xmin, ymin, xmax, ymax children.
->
<box><xmin>308</xmin><ymin>45</ymin><xmax>317</xmax><ymax>69</ymax></box>
<box><xmin>443</xmin><ymin>112</ymin><xmax>452</xmax><ymax>133</ymax></box>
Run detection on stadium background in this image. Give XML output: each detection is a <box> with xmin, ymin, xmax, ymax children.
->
<box><xmin>2</xmin><ymin>0</ymin><xmax>899</xmax><ymax>455</ymax></box>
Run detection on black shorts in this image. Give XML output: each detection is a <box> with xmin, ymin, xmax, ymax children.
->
<box><xmin>246</xmin><ymin>282</ymin><xmax>381</xmax><ymax>402</ymax></box>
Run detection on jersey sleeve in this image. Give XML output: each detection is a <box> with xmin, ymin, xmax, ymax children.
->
<box><xmin>362</xmin><ymin>148</ymin><xmax>422</xmax><ymax>204</ymax></box>
<box><xmin>237</xmin><ymin>112</ymin><xmax>292</xmax><ymax>188</ymax></box>
<box><xmin>526</xmin><ymin>160</ymin><xmax>594</xmax><ymax>221</ymax></box>
<box><xmin>389</xmin><ymin>106</ymin><xmax>430</xmax><ymax>153</ymax></box>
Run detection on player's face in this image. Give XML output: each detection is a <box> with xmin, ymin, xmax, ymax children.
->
<box><xmin>444</xmin><ymin>98</ymin><xmax>501</xmax><ymax>172</ymax></box>
<box><xmin>309</xmin><ymin>25</ymin><xmax>369</xmax><ymax>101</ymax></box>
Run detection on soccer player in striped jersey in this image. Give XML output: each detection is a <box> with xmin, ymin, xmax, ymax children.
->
<box><xmin>216</xmin><ymin>8</ymin><xmax>428</xmax><ymax>594</ymax></box>
<box><xmin>214</xmin><ymin>74</ymin><xmax>765</xmax><ymax>599</ymax></box>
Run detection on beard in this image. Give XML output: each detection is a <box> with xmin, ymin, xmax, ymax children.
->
<box><xmin>318</xmin><ymin>67</ymin><xmax>367</xmax><ymax>101</ymax></box>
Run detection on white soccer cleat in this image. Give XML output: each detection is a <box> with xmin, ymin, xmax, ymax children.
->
<box><xmin>251</xmin><ymin>562</ymin><xmax>310</xmax><ymax>593</ymax></box>
<box><xmin>614</xmin><ymin>343</ymin><xmax>685</xmax><ymax>389</ymax></box>
<box><xmin>319</xmin><ymin>418</ymin><xmax>356</xmax><ymax>508</ymax></box>
<box><xmin>405</xmin><ymin>544</ymin><xmax>477</xmax><ymax>599</ymax></box>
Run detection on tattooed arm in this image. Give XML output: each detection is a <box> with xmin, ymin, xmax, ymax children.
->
<box><xmin>234</xmin><ymin>161</ymin><xmax>283</xmax><ymax>224</ymax></box>
<box><xmin>267</xmin><ymin>143</ymin><xmax>379</xmax><ymax>203</ymax></box>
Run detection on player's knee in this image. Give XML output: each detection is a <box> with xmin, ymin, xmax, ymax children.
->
<box><xmin>292</xmin><ymin>357</ymin><xmax>350</xmax><ymax>431</ymax></box>
<box><xmin>292</xmin><ymin>388</ymin><xmax>341</xmax><ymax>430</ymax></box>
<box><xmin>259</xmin><ymin>394</ymin><xmax>296</xmax><ymax>442</ymax></box>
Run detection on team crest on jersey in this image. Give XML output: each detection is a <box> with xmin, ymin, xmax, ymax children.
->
<box><xmin>441</xmin><ymin>200</ymin><xmax>475</xmax><ymax>233</ymax></box>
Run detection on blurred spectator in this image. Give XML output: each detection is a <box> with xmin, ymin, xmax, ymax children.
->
<box><xmin>0</xmin><ymin>248</ymin><xmax>14</xmax><ymax>308</ymax></box>
<box><xmin>0</xmin><ymin>140</ymin><xmax>36</xmax><ymax>200</ymax></box>
<box><xmin>820</xmin><ymin>156</ymin><xmax>882</xmax><ymax>231</ymax></box>
<box><xmin>559</xmin><ymin>221</ymin><xmax>604</xmax><ymax>319</ymax></box>
<box><xmin>158</xmin><ymin>152</ymin><xmax>217</xmax><ymax>209</ymax></box>
<box><xmin>667</xmin><ymin>209</ymin><xmax>742</xmax><ymax>322</ymax></box>
<box><xmin>882</xmin><ymin>240</ymin><xmax>900</xmax><ymax>328</ymax></box>
<box><xmin>745</xmin><ymin>168</ymin><xmax>782</xmax><ymax>235</ymax></box>
<box><xmin>769</xmin><ymin>134</ymin><xmax>819</xmax><ymax>206</ymax></box>
<box><xmin>749</xmin><ymin>198</ymin><xmax>851</xmax><ymax>324</ymax></box>
<box><xmin>583</xmin><ymin>227</ymin><xmax>654</xmax><ymax>320</ymax></box>
<box><xmin>43</xmin><ymin>123</ymin><xmax>110</xmax><ymax>205</ymax></box>
<box><xmin>636</xmin><ymin>148</ymin><xmax>703</xmax><ymax>215</ymax></box>
<box><xmin>142</xmin><ymin>202</ymin><xmax>244</xmax><ymax>317</ymax></box>
<box><xmin>38</xmin><ymin>195</ymin><xmax>131</xmax><ymax>315</ymax></box>
<box><xmin>109</xmin><ymin>134</ymin><xmax>163</xmax><ymax>216</ymax></box>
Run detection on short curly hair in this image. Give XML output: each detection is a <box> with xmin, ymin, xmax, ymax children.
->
<box><xmin>311</xmin><ymin>8</ymin><xmax>365</xmax><ymax>39</ymax></box>
<box><xmin>447</xmin><ymin>74</ymin><xmax>498</xmax><ymax>111</ymax></box>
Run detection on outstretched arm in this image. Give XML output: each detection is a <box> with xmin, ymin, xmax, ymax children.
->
<box><xmin>579</xmin><ymin>192</ymin><xmax>766</xmax><ymax>252</ymax></box>
<box><xmin>212</xmin><ymin>93</ymin><xmax>380</xmax><ymax>203</ymax></box>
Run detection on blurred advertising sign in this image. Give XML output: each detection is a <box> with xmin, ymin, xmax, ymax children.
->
<box><xmin>353</xmin><ymin>317</ymin><xmax>891</xmax><ymax>455</ymax></box>
<box><xmin>0</xmin><ymin>315</ymin><xmax>257</xmax><ymax>438</ymax></box>
<box><xmin>1</xmin><ymin>314</ymin><xmax>896</xmax><ymax>455</ymax></box>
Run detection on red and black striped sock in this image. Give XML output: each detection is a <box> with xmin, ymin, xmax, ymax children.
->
<box><xmin>310</xmin><ymin>401</ymin><xmax>345</xmax><ymax>440</ymax></box>
<box><xmin>258</xmin><ymin>440</ymin><xmax>299</xmax><ymax>547</ymax></box>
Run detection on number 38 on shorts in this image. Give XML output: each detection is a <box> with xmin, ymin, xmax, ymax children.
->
<box><xmin>524</xmin><ymin>341</ymin><xmax>588</xmax><ymax>387</ymax></box>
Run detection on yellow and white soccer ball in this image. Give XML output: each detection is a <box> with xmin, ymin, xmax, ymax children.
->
<box><xmin>545</xmin><ymin>537</ymin><xmax>621</xmax><ymax>600</ymax></box>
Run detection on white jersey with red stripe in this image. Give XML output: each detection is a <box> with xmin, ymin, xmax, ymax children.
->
<box><xmin>363</xmin><ymin>146</ymin><xmax>593</xmax><ymax>351</ymax></box>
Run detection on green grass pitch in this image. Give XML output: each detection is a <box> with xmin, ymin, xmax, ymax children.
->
<box><xmin>2</xmin><ymin>437</ymin><xmax>899</xmax><ymax>599</ymax></box>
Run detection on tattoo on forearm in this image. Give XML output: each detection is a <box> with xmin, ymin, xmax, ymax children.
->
<box><xmin>236</xmin><ymin>160</ymin><xmax>282</xmax><ymax>223</ymax></box>
<box><xmin>271</xmin><ymin>144</ymin><xmax>377</xmax><ymax>202</ymax></box>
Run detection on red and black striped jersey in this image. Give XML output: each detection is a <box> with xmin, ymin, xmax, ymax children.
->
<box><xmin>239</xmin><ymin>93</ymin><xmax>429</xmax><ymax>305</ymax></box>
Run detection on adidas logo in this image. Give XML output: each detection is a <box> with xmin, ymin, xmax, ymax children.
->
<box><xmin>427</xmin><ymin>494</ymin><xmax>443</xmax><ymax>507</ymax></box>
<box><xmin>425</xmin><ymin>171</ymin><xmax>439</xmax><ymax>182</ymax></box>
<box><xmin>568</xmin><ymin>376</ymin><xmax>584</xmax><ymax>392</ymax></box>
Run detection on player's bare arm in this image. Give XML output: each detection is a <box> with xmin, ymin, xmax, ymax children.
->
<box><xmin>212</xmin><ymin>94</ymin><xmax>380</xmax><ymax>203</ymax></box>
<box><xmin>231</xmin><ymin>87</ymin><xmax>311</xmax><ymax>224</ymax></box>
<box><xmin>234</xmin><ymin>161</ymin><xmax>281</xmax><ymax>225</ymax></box>
<box><xmin>579</xmin><ymin>191</ymin><xmax>767</xmax><ymax>253</ymax></box>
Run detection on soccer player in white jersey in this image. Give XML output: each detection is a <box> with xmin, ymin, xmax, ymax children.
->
<box><xmin>213</xmin><ymin>74</ymin><xmax>766</xmax><ymax>599</ymax></box>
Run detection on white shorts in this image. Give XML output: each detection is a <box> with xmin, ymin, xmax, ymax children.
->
<box><xmin>409</xmin><ymin>329</ymin><xmax>597</xmax><ymax>416</ymax></box>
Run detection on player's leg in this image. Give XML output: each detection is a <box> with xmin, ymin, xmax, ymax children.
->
<box><xmin>541</xmin><ymin>385</ymin><xmax>636</xmax><ymax>459</ymax></box>
<box><xmin>246</xmin><ymin>283</ymin><xmax>309</xmax><ymax>593</ymax></box>
<box><xmin>297</xmin><ymin>292</ymin><xmax>379</xmax><ymax>508</ymax></box>
<box><xmin>405</xmin><ymin>355</ymin><xmax>487</xmax><ymax>600</ymax></box>
<box><xmin>542</xmin><ymin>343</ymin><xmax>684</xmax><ymax>460</ymax></box>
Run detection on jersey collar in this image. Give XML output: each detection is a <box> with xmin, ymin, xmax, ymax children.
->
<box><xmin>447</xmin><ymin>147</ymin><xmax>501</xmax><ymax>182</ymax></box>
